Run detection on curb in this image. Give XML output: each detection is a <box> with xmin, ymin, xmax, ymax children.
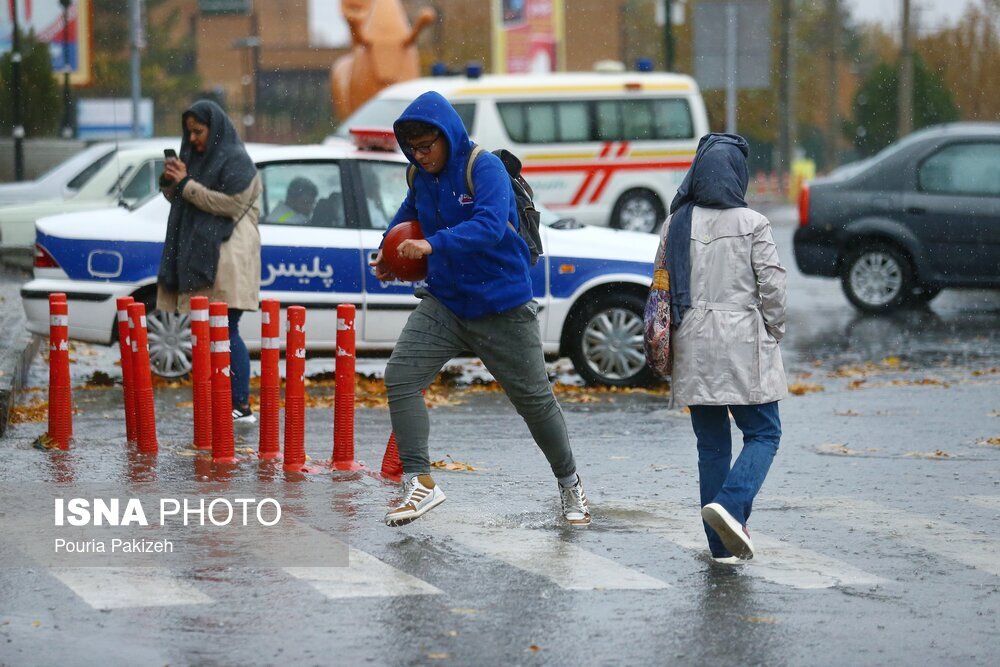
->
<box><xmin>0</xmin><ymin>331</ymin><xmax>40</xmax><ymax>437</ymax></box>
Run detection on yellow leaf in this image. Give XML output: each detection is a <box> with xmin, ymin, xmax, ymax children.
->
<box><xmin>788</xmin><ymin>382</ymin><xmax>824</xmax><ymax>396</ymax></box>
<box><xmin>744</xmin><ymin>616</ymin><xmax>777</xmax><ymax>624</ymax></box>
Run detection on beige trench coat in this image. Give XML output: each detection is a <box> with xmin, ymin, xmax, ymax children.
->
<box><xmin>157</xmin><ymin>174</ymin><xmax>263</xmax><ymax>313</ymax></box>
<box><xmin>664</xmin><ymin>206</ymin><xmax>788</xmax><ymax>406</ymax></box>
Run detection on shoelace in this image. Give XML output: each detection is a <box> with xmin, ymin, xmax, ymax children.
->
<box><xmin>561</xmin><ymin>484</ymin><xmax>588</xmax><ymax>513</ymax></box>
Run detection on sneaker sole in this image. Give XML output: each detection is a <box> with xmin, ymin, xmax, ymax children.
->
<box><xmin>565</xmin><ymin>514</ymin><xmax>591</xmax><ymax>527</ymax></box>
<box><xmin>385</xmin><ymin>495</ymin><xmax>446</xmax><ymax>527</ymax></box>
<box><xmin>701</xmin><ymin>503</ymin><xmax>754</xmax><ymax>560</ymax></box>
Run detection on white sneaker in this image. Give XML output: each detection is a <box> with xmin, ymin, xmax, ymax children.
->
<box><xmin>559</xmin><ymin>476</ymin><xmax>591</xmax><ymax>526</ymax></box>
<box><xmin>232</xmin><ymin>406</ymin><xmax>256</xmax><ymax>424</ymax></box>
<box><xmin>385</xmin><ymin>474</ymin><xmax>446</xmax><ymax>526</ymax></box>
<box><xmin>701</xmin><ymin>503</ymin><xmax>754</xmax><ymax>559</ymax></box>
<box><xmin>711</xmin><ymin>555</ymin><xmax>746</xmax><ymax>565</ymax></box>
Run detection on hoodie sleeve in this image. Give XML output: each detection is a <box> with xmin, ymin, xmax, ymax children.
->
<box><xmin>424</xmin><ymin>155</ymin><xmax>510</xmax><ymax>256</ymax></box>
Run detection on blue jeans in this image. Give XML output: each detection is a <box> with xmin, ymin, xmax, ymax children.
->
<box><xmin>690</xmin><ymin>402</ymin><xmax>781</xmax><ymax>558</ymax></box>
<box><xmin>228</xmin><ymin>309</ymin><xmax>250</xmax><ymax>409</ymax></box>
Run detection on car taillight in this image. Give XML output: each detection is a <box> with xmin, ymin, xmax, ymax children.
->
<box><xmin>798</xmin><ymin>182</ymin><xmax>810</xmax><ymax>227</ymax></box>
<box><xmin>34</xmin><ymin>244</ymin><xmax>60</xmax><ymax>269</ymax></box>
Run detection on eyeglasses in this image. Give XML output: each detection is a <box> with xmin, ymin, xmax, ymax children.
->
<box><xmin>406</xmin><ymin>135</ymin><xmax>440</xmax><ymax>156</ymax></box>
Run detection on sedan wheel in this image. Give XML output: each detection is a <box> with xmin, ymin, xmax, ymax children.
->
<box><xmin>568</xmin><ymin>293</ymin><xmax>655</xmax><ymax>387</ymax></box>
<box><xmin>146</xmin><ymin>309</ymin><xmax>193</xmax><ymax>378</ymax></box>
<box><xmin>611</xmin><ymin>190</ymin><xmax>664</xmax><ymax>234</ymax></box>
<box><xmin>841</xmin><ymin>244</ymin><xmax>914</xmax><ymax>313</ymax></box>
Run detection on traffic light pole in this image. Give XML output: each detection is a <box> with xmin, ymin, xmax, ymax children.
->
<box><xmin>10</xmin><ymin>0</ymin><xmax>26</xmax><ymax>181</ymax></box>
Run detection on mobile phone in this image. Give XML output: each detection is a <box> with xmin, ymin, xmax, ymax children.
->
<box><xmin>163</xmin><ymin>148</ymin><xmax>177</xmax><ymax>160</ymax></box>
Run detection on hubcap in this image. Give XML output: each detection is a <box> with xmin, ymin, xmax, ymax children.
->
<box><xmin>850</xmin><ymin>252</ymin><xmax>903</xmax><ymax>306</ymax></box>
<box><xmin>146</xmin><ymin>310</ymin><xmax>193</xmax><ymax>378</ymax></box>
<box><xmin>581</xmin><ymin>307</ymin><xmax>646</xmax><ymax>381</ymax></box>
<box><xmin>618</xmin><ymin>196</ymin><xmax>658</xmax><ymax>233</ymax></box>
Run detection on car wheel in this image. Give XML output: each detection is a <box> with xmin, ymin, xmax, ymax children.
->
<box><xmin>841</xmin><ymin>243</ymin><xmax>914</xmax><ymax>313</ymax></box>
<box><xmin>611</xmin><ymin>189</ymin><xmax>664</xmax><ymax>234</ymax></box>
<box><xmin>567</xmin><ymin>293</ymin><xmax>656</xmax><ymax>387</ymax></box>
<box><xmin>145</xmin><ymin>309</ymin><xmax>193</xmax><ymax>378</ymax></box>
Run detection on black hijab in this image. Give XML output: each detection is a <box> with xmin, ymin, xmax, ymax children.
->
<box><xmin>157</xmin><ymin>100</ymin><xmax>258</xmax><ymax>293</ymax></box>
<box><xmin>666</xmin><ymin>133</ymin><xmax>749</xmax><ymax>325</ymax></box>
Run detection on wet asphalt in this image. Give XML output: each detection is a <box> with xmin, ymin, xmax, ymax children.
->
<box><xmin>0</xmin><ymin>206</ymin><xmax>998</xmax><ymax>666</ymax></box>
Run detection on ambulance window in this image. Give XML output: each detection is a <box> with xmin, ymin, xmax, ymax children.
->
<box><xmin>653</xmin><ymin>99</ymin><xmax>694</xmax><ymax>139</ymax></box>
<box><xmin>595</xmin><ymin>101</ymin><xmax>621</xmax><ymax>140</ymax></box>
<box><xmin>526</xmin><ymin>103</ymin><xmax>557</xmax><ymax>142</ymax></box>
<box><xmin>621</xmin><ymin>100</ymin><xmax>655</xmax><ymax>140</ymax></box>
<box><xmin>453</xmin><ymin>103</ymin><xmax>476</xmax><ymax>134</ymax></box>
<box><xmin>498</xmin><ymin>103</ymin><xmax>526</xmax><ymax>142</ymax></box>
<box><xmin>558</xmin><ymin>102</ymin><xmax>589</xmax><ymax>142</ymax></box>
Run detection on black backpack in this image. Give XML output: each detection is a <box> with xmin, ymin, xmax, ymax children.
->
<box><xmin>406</xmin><ymin>145</ymin><xmax>543</xmax><ymax>266</ymax></box>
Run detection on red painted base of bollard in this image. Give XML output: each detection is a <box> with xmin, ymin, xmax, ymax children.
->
<box><xmin>332</xmin><ymin>459</ymin><xmax>365</xmax><ymax>472</ymax></box>
<box><xmin>259</xmin><ymin>451</ymin><xmax>283</xmax><ymax>462</ymax></box>
<box><xmin>282</xmin><ymin>462</ymin><xmax>321</xmax><ymax>474</ymax></box>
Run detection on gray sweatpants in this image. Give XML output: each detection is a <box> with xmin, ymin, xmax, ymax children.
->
<box><xmin>384</xmin><ymin>295</ymin><xmax>577</xmax><ymax>479</ymax></box>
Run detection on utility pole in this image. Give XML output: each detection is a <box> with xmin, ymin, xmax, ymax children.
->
<box><xmin>897</xmin><ymin>0</ymin><xmax>914</xmax><ymax>137</ymax></box>
<box><xmin>59</xmin><ymin>0</ymin><xmax>73</xmax><ymax>139</ymax></box>
<box><xmin>129</xmin><ymin>0</ymin><xmax>145</xmax><ymax>138</ymax></box>
<box><xmin>777</xmin><ymin>0</ymin><xmax>794</xmax><ymax>191</ymax></box>
<box><xmin>663</xmin><ymin>0</ymin><xmax>675</xmax><ymax>71</ymax></box>
<box><xmin>724</xmin><ymin>3</ymin><xmax>737</xmax><ymax>134</ymax></box>
<box><xmin>826</xmin><ymin>0</ymin><xmax>840</xmax><ymax>169</ymax></box>
<box><xmin>10</xmin><ymin>0</ymin><xmax>25</xmax><ymax>180</ymax></box>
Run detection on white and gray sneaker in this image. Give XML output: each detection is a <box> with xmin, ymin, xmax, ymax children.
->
<box><xmin>559</xmin><ymin>477</ymin><xmax>591</xmax><ymax>526</ymax></box>
<box><xmin>385</xmin><ymin>474</ymin><xmax>446</xmax><ymax>527</ymax></box>
<box><xmin>232</xmin><ymin>406</ymin><xmax>256</xmax><ymax>424</ymax></box>
<box><xmin>701</xmin><ymin>502</ymin><xmax>754</xmax><ymax>559</ymax></box>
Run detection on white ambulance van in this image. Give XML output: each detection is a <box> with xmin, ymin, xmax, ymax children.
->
<box><xmin>334</xmin><ymin>70</ymin><xmax>708</xmax><ymax>233</ymax></box>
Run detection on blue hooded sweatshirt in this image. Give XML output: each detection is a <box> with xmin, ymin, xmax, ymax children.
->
<box><xmin>388</xmin><ymin>91</ymin><xmax>533</xmax><ymax>320</ymax></box>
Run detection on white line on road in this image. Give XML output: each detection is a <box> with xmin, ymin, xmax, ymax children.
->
<box><xmin>797</xmin><ymin>497</ymin><xmax>1000</xmax><ymax>578</ymax></box>
<box><xmin>443</xmin><ymin>523</ymin><xmax>670</xmax><ymax>591</ymax></box>
<box><xmin>51</xmin><ymin>567</ymin><xmax>213</xmax><ymax>610</ymax></box>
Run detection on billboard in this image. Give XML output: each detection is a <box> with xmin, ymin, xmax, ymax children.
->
<box><xmin>491</xmin><ymin>0</ymin><xmax>564</xmax><ymax>74</ymax></box>
<box><xmin>0</xmin><ymin>0</ymin><xmax>93</xmax><ymax>85</ymax></box>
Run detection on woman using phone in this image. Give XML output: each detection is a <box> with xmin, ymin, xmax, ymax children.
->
<box><xmin>157</xmin><ymin>99</ymin><xmax>262</xmax><ymax>424</ymax></box>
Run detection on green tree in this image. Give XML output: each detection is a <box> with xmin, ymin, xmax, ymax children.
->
<box><xmin>0</xmin><ymin>30</ymin><xmax>62</xmax><ymax>136</ymax></box>
<box><xmin>848</xmin><ymin>56</ymin><xmax>959</xmax><ymax>157</ymax></box>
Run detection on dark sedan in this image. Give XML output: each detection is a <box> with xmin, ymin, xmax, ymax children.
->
<box><xmin>794</xmin><ymin>123</ymin><xmax>1000</xmax><ymax>312</ymax></box>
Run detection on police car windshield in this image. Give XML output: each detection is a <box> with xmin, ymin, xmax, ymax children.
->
<box><xmin>336</xmin><ymin>99</ymin><xmax>410</xmax><ymax>138</ymax></box>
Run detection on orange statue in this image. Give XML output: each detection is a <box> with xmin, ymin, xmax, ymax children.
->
<box><xmin>331</xmin><ymin>0</ymin><xmax>436</xmax><ymax>121</ymax></box>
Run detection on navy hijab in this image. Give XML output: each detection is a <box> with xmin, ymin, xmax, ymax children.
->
<box><xmin>666</xmin><ymin>133</ymin><xmax>750</xmax><ymax>324</ymax></box>
<box><xmin>158</xmin><ymin>100</ymin><xmax>257</xmax><ymax>293</ymax></box>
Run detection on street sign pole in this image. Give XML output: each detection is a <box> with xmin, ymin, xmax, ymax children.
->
<box><xmin>10</xmin><ymin>0</ymin><xmax>25</xmax><ymax>181</ymax></box>
<box><xmin>725</xmin><ymin>3</ymin><xmax>737</xmax><ymax>134</ymax></box>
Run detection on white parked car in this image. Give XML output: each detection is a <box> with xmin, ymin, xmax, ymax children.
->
<box><xmin>0</xmin><ymin>145</ymin><xmax>175</xmax><ymax>250</ymax></box>
<box><xmin>21</xmin><ymin>142</ymin><xmax>659</xmax><ymax>387</ymax></box>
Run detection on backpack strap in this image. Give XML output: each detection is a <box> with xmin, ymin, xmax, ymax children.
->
<box><xmin>464</xmin><ymin>144</ymin><xmax>485</xmax><ymax>197</ymax></box>
<box><xmin>406</xmin><ymin>163</ymin><xmax>417</xmax><ymax>190</ymax></box>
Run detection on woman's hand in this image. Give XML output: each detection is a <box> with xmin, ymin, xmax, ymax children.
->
<box><xmin>163</xmin><ymin>158</ymin><xmax>188</xmax><ymax>184</ymax></box>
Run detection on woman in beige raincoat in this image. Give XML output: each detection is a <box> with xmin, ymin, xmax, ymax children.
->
<box><xmin>660</xmin><ymin>133</ymin><xmax>787</xmax><ymax>563</ymax></box>
<box><xmin>158</xmin><ymin>100</ymin><xmax>262</xmax><ymax>423</ymax></box>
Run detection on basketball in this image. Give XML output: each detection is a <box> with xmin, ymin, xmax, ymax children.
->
<box><xmin>382</xmin><ymin>221</ymin><xmax>428</xmax><ymax>281</ymax></box>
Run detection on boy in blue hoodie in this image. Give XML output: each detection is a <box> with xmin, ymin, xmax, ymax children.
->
<box><xmin>370</xmin><ymin>91</ymin><xmax>590</xmax><ymax>528</ymax></box>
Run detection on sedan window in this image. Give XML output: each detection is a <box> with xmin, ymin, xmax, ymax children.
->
<box><xmin>357</xmin><ymin>160</ymin><xmax>408</xmax><ymax>229</ymax></box>
<box><xmin>261</xmin><ymin>163</ymin><xmax>344</xmax><ymax>227</ymax></box>
<box><xmin>120</xmin><ymin>159</ymin><xmax>164</xmax><ymax>204</ymax></box>
<box><xmin>918</xmin><ymin>142</ymin><xmax>1000</xmax><ymax>197</ymax></box>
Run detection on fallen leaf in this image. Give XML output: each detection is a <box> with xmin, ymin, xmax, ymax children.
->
<box><xmin>449</xmin><ymin>608</ymin><xmax>479</xmax><ymax>615</ymax></box>
<box><xmin>32</xmin><ymin>620</ymin><xmax>41</xmax><ymax>628</ymax></box>
<box><xmin>744</xmin><ymin>616</ymin><xmax>777</xmax><ymax>624</ymax></box>
<box><xmin>431</xmin><ymin>455</ymin><xmax>478</xmax><ymax>472</ymax></box>
<box><xmin>834</xmin><ymin>409</ymin><xmax>860</xmax><ymax>417</ymax></box>
<box><xmin>788</xmin><ymin>382</ymin><xmax>824</xmax><ymax>396</ymax></box>
<box><xmin>904</xmin><ymin>449</ymin><xmax>953</xmax><ymax>459</ymax></box>
<box><xmin>11</xmin><ymin>398</ymin><xmax>49</xmax><ymax>424</ymax></box>
<box><xmin>528</xmin><ymin>645</ymin><xmax>541</xmax><ymax>652</ymax></box>
<box><xmin>427</xmin><ymin>652</ymin><xmax>449</xmax><ymax>660</ymax></box>
<box><xmin>815</xmin><ymin>443</ymin><xmax>878</xmax><ymax>456</ymax></box>
<box><xmin>977</xmin><ymin>437</ymin><xmax>1000</xmax><ymax>446</ymax></box>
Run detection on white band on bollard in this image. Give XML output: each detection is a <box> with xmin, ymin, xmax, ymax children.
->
<box><xmin>191</xmin><ymin>310</ymin><xmax>209</xmax><ymax>321</ymax></box>
<box><xmin>117</xmin><ymin>310</ymin><xmax>128</xmax><ymax>322</ymax></box>
<box><xmin>131</xmin><ymin>341</ymin><xmax>138</xmax><ymax>352</ymax></box>
<box><xmin>140</xmin><ymin>316</ymin><xmax>147</xmax><ymax>328</ymax></box>
<box><xmin>337</xmin><ymin>318</ymin><xmax>351</xmax><ymax>330</ymax></box>
<box><xmin>261</xmin><ymin>337</ymin><xmax>280</xmax><ymax>349</ymax></box>
<box><xmin>262</xmin><ymin>311</ymin><xmax>271</xmax><ymax>324</ymax></box>
<box><xmin>210</xmin><ymin>340</ymin><xmax>231</xmax><ymax>353</ymax></box>
<box><xmin>50</xmin><ymin>315</ymin><xmax>69</xmax><ymax>326</ymax></box>
<box><xmin>210</xmin><ymin>316</ymin><xmax>228</xmax><ymax>328</ymax></box>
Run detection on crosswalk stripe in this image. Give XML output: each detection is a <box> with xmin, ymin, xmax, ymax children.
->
<box><xmin>443</xmin><ymin>524</ymin><xmax>669</xmax><ymax>591</ymax></box>
<box><xmin>51</xmin><ymin>567</ymin><xmax>213</xmax><ymax>610</ymax></box>
<box><xmin>612</xmin><ymin>502</ymin><xmax>885</xmax><ymax>589</ymax></box>
<box><xmin>797</xmin><ymin>497</ymin><xmax>1000</xmax><ymax>578</ymax></box>
<box><xmin>278</xmin><ymin>521</ymin><xmax>441</xmax><ymax>599</ymax></box>
<box><xmin>957</xmin><ymin>495</ymin><xmax>1000</xmax><ymax>511</ymax></box>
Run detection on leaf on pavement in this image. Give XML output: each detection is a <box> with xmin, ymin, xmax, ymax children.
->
<box><xmin>904</xmin><ymin>449</ymin><xmax>953</xmax><ymax>459</ymax></box>
<box><xmin>431</xmin><ymin>455</ymin><xmax>478</xmax><ymax>472</ymax></box>
<box><xmin>788</xmin><ymin>382</ymin><xmax>824</xmax><ymax>396</ymax></box>
<box><xmin>815</xmin><ymin>443</ymin><xmax>879</xmax><ymax>456</ymax></box>
<box><xmin>977</xmin><ymin>437</ymin><xmax>1000</xmax><ymax>446</ymax></box>
<box><xmin>11</xmin><ymin>398</ymin><xmax>48</xmax><ymax>424</ymax></box>
<box><xmin>834</xmin><ymin>409</ymin><xmax>860</xmax><ymax>416</ymax></box>
<box><xmin>744</xmin><ymin>616</ymin><xmax>777</xmax><ymax>624</ymax></box>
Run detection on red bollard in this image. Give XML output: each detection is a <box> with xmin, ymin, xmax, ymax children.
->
<box><xmin>47</xmin><ymin>293</ymin><xmax>72</xmax><ymax>450</ymax></box>
<box><xmin>209</xmin><ymin>302</ymin><xmax>236</xmax><ymax>464</ymax></box>
<box><xmin>332</xmin><ymin>304</ymin><xmax>361</xmax><ymax>470</ymax></box>
<box><xmin>380</xmin><ymin>431</ymin><xmax>404</xmax><ymax>480</ymax></box>
<box><xmin>115</xmin><ymin>297</ymin><xmax>137</xmax><ymax>443</ymax></box>
<box><xmin>259</xmin><ymin>299</ymin><xmax>282</xmax><ymax>460</ymax></box>
<box><xmin>283</xmin><ymin>306</ymin><xmax>307</xmax><ymax>472</ymax></box>
<box><xmin>190</xmin><ymin>296</ymin><xmax>212</xmax><ymax>451</ymax></box>
<box><xmin>127</xmin><ymin>303</ymin><xmax>158</xmax><ymax>454</ymax></box>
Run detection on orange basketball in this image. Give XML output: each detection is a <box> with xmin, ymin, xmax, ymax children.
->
<box><xmin>382</xmin><ymin>221</ymin><xmax>427</xmax><ymax>281</ymax></box>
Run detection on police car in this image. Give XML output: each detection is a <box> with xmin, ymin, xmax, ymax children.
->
<box><xmin>21</xmin><ymin>141</ymin><xmax>659</xmax><ymax>387</ymax></box>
